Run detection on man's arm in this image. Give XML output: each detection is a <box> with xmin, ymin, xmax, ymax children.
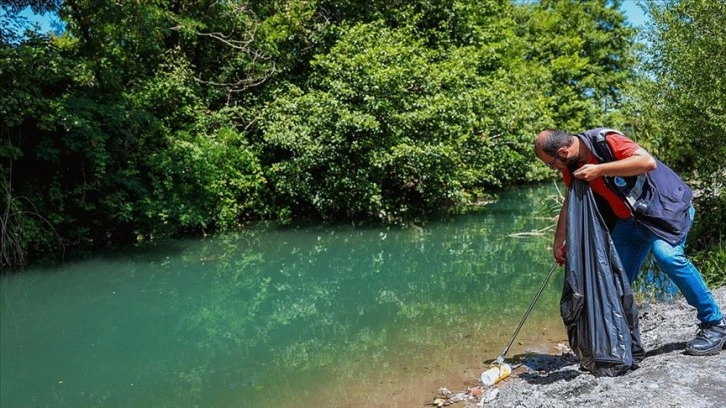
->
<box><xmin>573</xmin><ymin>148</ymin><xmax>656</xmax><ymax>181</ymax></box>
<box><xmin>553</xmin><ymin>193</ymin><xmax>568</xmax><ymax>265</ymax></box>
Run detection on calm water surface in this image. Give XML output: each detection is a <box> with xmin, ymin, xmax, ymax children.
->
<box><xmin>1</xmin><ymin>183</ymin><xmax>569</xmax><ymax>408</ymax></box>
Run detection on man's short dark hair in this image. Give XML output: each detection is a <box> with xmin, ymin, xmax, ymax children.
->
<box><xmin>537</xmin><ymin>129</ymin><xmax>573</xmax><ymax>156</ymax></box>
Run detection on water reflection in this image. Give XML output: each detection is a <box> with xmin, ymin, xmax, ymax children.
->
<box><xmin>1</xmin><ymin>183</ymin><xmax>566</xmax><ymax>408</ymax></box>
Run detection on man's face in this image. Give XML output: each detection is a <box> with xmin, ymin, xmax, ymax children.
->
<box><xmin>537</xmin><ymin>145</ymin><xmax>578</xmax><ymax>171</ymax></box>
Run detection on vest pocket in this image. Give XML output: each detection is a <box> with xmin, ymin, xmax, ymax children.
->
<box><xmin>637</xmin><ymin>187</ymin><xmax>690</xmax><ymax>238</ymax></box>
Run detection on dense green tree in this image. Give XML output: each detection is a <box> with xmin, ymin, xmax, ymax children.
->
<box><xmin>638</xmin><ymin>0</ymin><xmax>726</xmax><ymax>178</ymax></box>
<box><xmin>1</xmin><ymin>1</ymin><xmax>639</xmax><ymax>266</ymax></box>
<box><xmin>627</xmin><ymin>0</ymin><xmax>725</xmax><ymax>284</ymax></box>
<box><xmin>260</xmin><ymin>20</ymin><xmax>551</xmax><ymax>222</ymax></box>
<box><xmin>517</xmin><ymin>0</ymin><xmax>637</xmax><ymax>130</ymax></box>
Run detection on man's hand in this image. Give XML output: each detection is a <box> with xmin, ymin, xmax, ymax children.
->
<box><xmin>574</xmin><ymin>148</ymin><xmax>656</xmax><ymax>180</ymax></box>
<box><xmin>554</xmin><ymin>243</ymin><xmax>566</xmax><ymax>266</ymax></box>
<box><xmin>572</xmin><ymin>164</ymin><xmax>601</xmax><ymax>182</ymax></box>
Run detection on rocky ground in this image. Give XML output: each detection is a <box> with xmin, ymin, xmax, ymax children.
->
<box><xmin>431</xmin><ymin>286</ymin><xmax>726</xmax><ymax>408</ymax></box>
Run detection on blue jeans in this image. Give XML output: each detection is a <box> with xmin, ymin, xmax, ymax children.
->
<box><xmin>611</xmin><ymin>207</ymin><xmax>723</xmax><ymax>324</ymax></box>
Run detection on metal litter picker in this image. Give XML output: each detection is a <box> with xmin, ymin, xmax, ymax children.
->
<box><xmin>481</xmin><ymin>261</ymin><xmax>559</xmax><ymax>386</ymax></box>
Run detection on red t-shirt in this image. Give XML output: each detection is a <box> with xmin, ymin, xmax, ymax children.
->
<box><xmin>562</xmin><ymin>133</ymin><xmax>640</xmax><ymax>219</ymax></box>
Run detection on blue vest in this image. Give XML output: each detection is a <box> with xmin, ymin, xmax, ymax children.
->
<box><xmin>577</xmin><ymin>128</ymin><xmax>693</xmax><ymax>245</ymax></box>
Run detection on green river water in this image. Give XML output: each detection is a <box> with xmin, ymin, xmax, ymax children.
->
<box><xmin>1</xmin><ymin>183</ymin><xmax>570</xmax><ymax>408</ymax></box>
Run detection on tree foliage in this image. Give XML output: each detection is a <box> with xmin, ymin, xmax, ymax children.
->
<box><xmin>261</xmin><ymin>19</ymin><xmax>550</xmax><ymax>221</ymax></box>
<box><xmin>518</xmin><ymin>0</ymin><xmax>637</xmax><ymax>129</ymax></box>
<box><xmin>1</xmin><ymin>0</ymin><xmax>638</xmax><ymax>266</ymax></box>
<box><xmin>638</xmin><ymin>0</ymin><xmax>726</xmax><ymax>177</ymax></box>
<box><xmin>626</xmin><ymin>0</ymin><xmax>725</xmax><ymax>283</ymax></box>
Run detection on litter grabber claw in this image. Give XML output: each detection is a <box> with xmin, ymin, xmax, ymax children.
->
<box><xmin>482</xmin><ymin>262</ymin><xmax>559</xmax><ymax>384</ymax></box>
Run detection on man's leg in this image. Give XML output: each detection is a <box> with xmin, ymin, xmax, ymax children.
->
<box><xmin>651</xmin><ymin>238</ymin><xmax>723</xmax><ymax>323</ymax></box>
<box><xmin>651</xmin><ymin>207</ymin><xmax>725</xmax><ymax>355</ymax></box>
<box><xmin>611</xmin><ymin>218</ymin><xmax>652</xmax><ymax>284</ymax></box>
<box><xmin>652</xmin><ymin>237</ymin><xmax>725</xmax><ymax>355</ymax></box>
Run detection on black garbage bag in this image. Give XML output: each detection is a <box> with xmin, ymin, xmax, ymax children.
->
<box><xmin>560</xmin><ymin>178</ymin><xmax>645</xmax><ymax>377</ymax></box>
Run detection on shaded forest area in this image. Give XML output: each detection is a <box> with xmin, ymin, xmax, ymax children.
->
<box><xmin>1</xmin><ymin>0</ymin><xmax>724</xmax><ymax>284</ymax></box>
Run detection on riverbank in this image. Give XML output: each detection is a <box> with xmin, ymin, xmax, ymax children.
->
<box><xmin>432</xmin><ymin>286</ymin><xmax>726</xmax><ymax>407</ymax></box>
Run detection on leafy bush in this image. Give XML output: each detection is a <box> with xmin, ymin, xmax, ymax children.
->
<box><xmin>630</xmin><ymin>0</ymin><xmax>726</xmax><ymax>287</ymax></box>
<box><xmin>261</xmin><ymin>22</ymin><xmax>549</xmax><ymax>223</ymax></box>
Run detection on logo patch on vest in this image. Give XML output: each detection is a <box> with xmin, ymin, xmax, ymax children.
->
<box><xmin>614</xmin><ymin>177</ymin><xmax>627</xmax><ymax>187</ymax></box>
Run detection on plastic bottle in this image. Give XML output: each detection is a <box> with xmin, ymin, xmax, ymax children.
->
<box><xmin>480</xmin><ymin>363</ymin><xmax>512</xmax><ymax>386</ymax></box>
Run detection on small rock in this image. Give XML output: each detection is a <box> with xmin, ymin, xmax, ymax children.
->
<box><xmin>484</xmin><ymin>388</ymin><xmax>499</xmax><ymax>403</ymax></box>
